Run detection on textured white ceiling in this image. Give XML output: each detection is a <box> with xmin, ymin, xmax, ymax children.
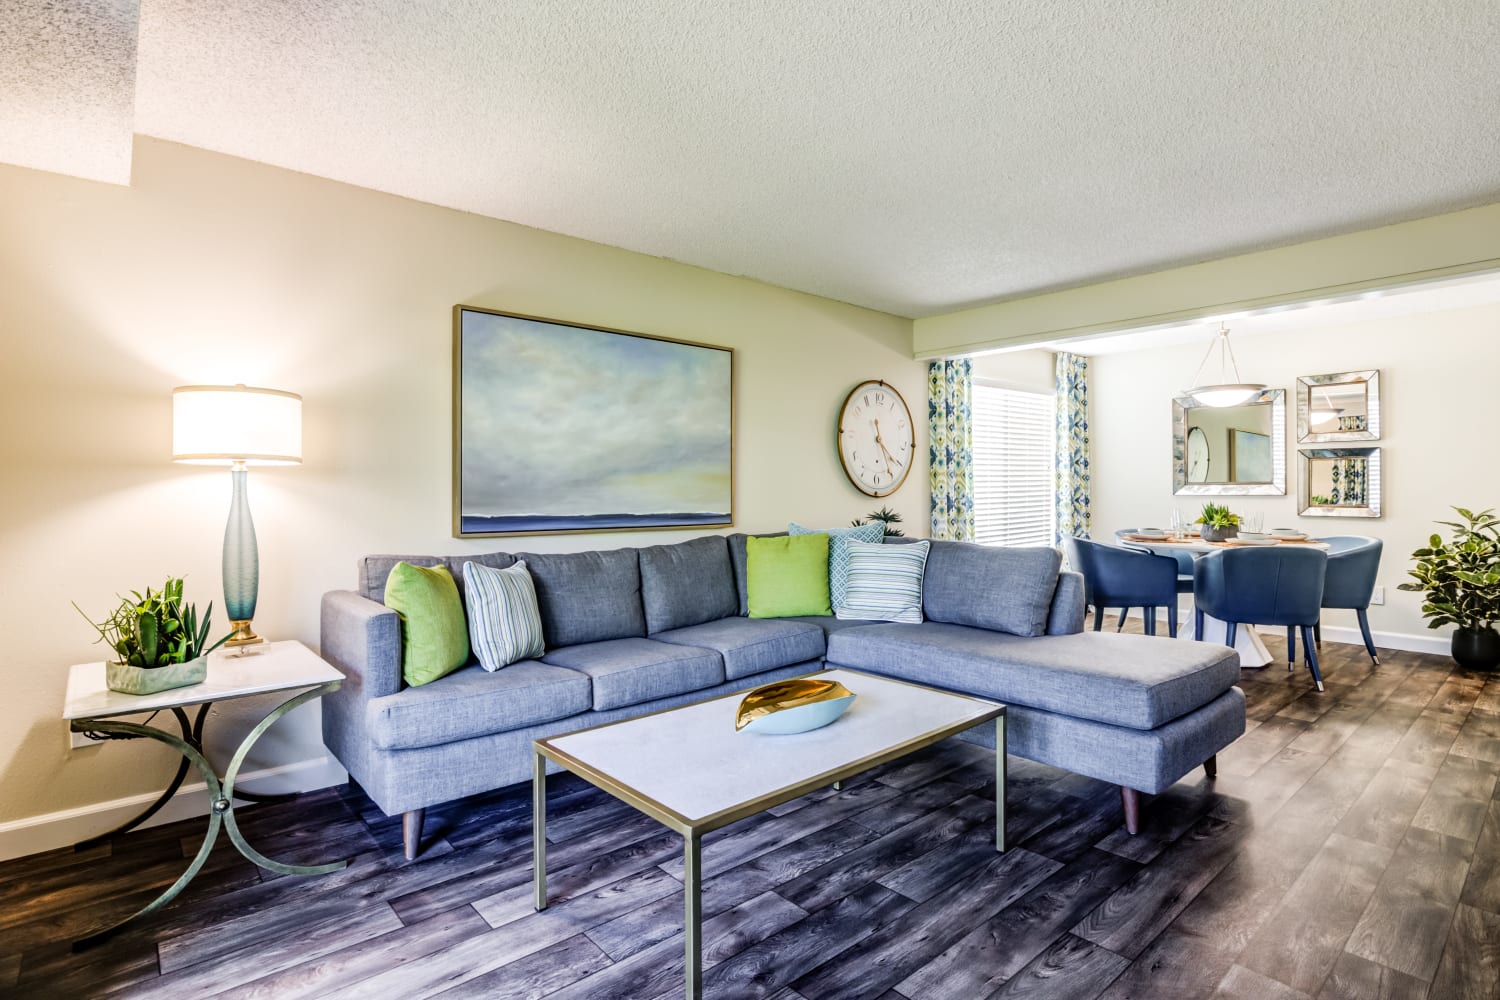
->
<box><xmin>9</xmin><ymin>2</ymin><xmax>1500</xmax><ymax>315</ymax></box>
<box><xmin>0</xmin><ymin>1</ymin><xmax>137</xmax><ymax>184</ymax></box>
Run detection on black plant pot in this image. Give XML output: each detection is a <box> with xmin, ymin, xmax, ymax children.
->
<box><xmin>1452</xmin><ymin>627</ymin><xmax>1500</xmax><ymax>671</ymax></box>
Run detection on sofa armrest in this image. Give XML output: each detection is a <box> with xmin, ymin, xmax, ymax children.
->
<box><xmin>1046</xmin><ymin>570</ymin><xmax>1086</xmax><ymax>635</ymax></box>
<box><xmin>320</xmin><ymin>589</ymin><xmax>403</xmax><ymax>700</ymax></box>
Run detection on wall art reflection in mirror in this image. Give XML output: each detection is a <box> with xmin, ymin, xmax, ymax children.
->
<box><xmin>1299</xmin><ymin>447</ymin><xmax>1382</xmax><ymax>518</ymax></box>
<box><xmin>1172</xmin><ymin>388</ymin><xmax>1286</xmax><ymax>496</ymax></box>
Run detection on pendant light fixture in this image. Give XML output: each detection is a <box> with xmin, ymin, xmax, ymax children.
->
<box><xmin>1183</xmin><ymin>325</ymin><xmax>1266</xmax><ymax>407</ymax></box>
<box><xmin>1307</xmin><ymin>386</ymin><xmax>1344</xmax><ymax>426</ymax></box>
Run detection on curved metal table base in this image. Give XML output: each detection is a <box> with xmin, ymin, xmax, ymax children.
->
<box><xmin>70</xmin><ymin>681</ymin><xmax>346</xmax><ymax>950</ymax></box>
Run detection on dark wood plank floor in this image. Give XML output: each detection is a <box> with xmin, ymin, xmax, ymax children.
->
<box><xmin>5</xmin><ymin>626</ymin><xmax>1500</xmax><ymax>999</ymax></box>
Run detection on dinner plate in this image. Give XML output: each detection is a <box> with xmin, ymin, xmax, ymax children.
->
<box><xmin>1230</xmin><ymin>537</ymin><xmax>1279</xmax><ymax>546</ymax></box>
<box><xmin>1270</xmin><ymin>530</ymin><xmax>1306</xmax><ymax>540</ymax></box>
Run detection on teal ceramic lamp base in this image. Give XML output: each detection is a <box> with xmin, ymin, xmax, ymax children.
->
<box><xmin>223</xmin><ymin>466</ymin><xmax>264</xmax><ymax>647</ymax></box>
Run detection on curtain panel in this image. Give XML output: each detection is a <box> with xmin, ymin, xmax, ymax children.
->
<box><xmin>928</xmin><ymin>359</ymin><xmax>974</xmax><ymax>541</ymax></box>
<box><xmin>1055</xmin><ymin>352</ymin><xmax>1091</xmax><ymax>544</ymax></box>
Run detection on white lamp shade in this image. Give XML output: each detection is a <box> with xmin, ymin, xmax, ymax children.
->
<box><xmin>1186</xmin><ymin>384</ymin><xmax>1264</xmax><ymax>408</ymax></box>
<box><xmin>172</xmin><ymin>385</ymin><xmax>302</xmax><ymax>465</ymax></box>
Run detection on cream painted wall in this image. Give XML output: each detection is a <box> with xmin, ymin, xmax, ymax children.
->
<box><xmin>1090</xmin><ymin>302</ymin><xmax>1500</xmax><ymax>646</ymax></box>
<box><xmin>0</xmin><ymin>138</ymin><xmax>924</xmax><ymax>839</ymax></box>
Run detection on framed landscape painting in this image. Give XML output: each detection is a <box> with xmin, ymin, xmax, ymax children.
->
<box><xmin>453</xmin><ymin>306</ymin><xmax>734</xmax><ymax>537</ymax></box>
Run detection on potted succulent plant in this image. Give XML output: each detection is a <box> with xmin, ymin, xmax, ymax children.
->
<box><xmin>849</xmin><ymin>506</ymin><xmax>906</xmax><ymax>538</ymax></box>
<box><xmin>1398</xmin><ymin>507</ymin><xmax>1500</xmax><ymax>670</ymax></box>
<box><xmin>75</xmin><ymin>578</ymin><xmax>230</xmax><ymax>694</ymax></box>
<box><xmin>1195</xmin><ymin>502</ymin><xmax>1241</xmax><ymax>543</ymax></box>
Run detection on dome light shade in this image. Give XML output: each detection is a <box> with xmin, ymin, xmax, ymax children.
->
<box><xmin>1188</xmin><ymin>384</ymin><xmax>1263</xmax><ymax>408</ymax></box>
<box><xmin>172</xmin><ymin>385</ymin><xmax>302</xmax><ymax>465</ymax></box>
<box><xmin>1183</xmin><ymin>326</ymin><xmax>1265</xmax><ymax>407</ymax></box>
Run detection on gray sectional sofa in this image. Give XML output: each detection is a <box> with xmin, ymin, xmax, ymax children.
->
<box><xmin>320</xmin><ymin>533</ymin><xmax>1244</xmax><ymax>858</ymax></box>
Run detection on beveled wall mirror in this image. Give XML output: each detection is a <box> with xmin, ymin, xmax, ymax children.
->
<box><xmin>1172</xmin><ymin>388</ymin><xmax>1286</xmax><ymax>495</ymax></box>
<box><xmin>1297</xmin><ymin>370</ymin><xmax>1380</xmax><ymax>442</ymax></box>
<box><xmin>1299</xmin><ymin>447</ymin><xmax>1382</xmax><ymax>517</ymax></box>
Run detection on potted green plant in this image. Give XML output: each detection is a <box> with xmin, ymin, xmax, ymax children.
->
<box><xmin>75</xmin><ymin>578</ymin><xmax>230</xmax><ymax>694</ymax></box>
<box><xmin>1195</xmin><ymin>502</ymin><xmax>1241</xmax><ymax>543</ymax></box>
<box><xmin>1398</xmin><ymin>507</ymin><xmax>1500</xmax><ymax>670</ymax></box>
<box><xmin>849</xmin><ymin>506</ymin><xmax>906</xmax><ymax>538</ymax></box>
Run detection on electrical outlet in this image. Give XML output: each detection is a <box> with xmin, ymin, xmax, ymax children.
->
<box><xmin>1371</xmin><ymin>586</ymin><xmax>1385</xmax><ymax>606</ymax></box>
<box><xmin>69</xmin><ymin>726</ymin><xmax>100</xmax><ymax>750</ymax></box>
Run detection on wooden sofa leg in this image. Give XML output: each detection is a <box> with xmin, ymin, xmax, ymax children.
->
<box><xmin>1121</xmin><ymin>787</ymin><xmax>1141</xmax><ymax>835</ymax></box>
<box><xmin>1204</xmin><ymin>755</ymin><xmax>1218</xmax><ymax>780</ymax></box>
<box><xmin>403</xmin><ymin>808</ymin><xmax>425</xmax><ymax>860</ymax></box>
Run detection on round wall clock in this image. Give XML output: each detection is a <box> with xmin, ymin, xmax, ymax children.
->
<box><xmin>837</xmin><ymin>380</ymin><xmax>914</xmax><ymax>497</ymax></box>
<box><xmin>1186</xmin><ymin>426</ymin><xmax>1210</xmax><ymax>483</ymax></box>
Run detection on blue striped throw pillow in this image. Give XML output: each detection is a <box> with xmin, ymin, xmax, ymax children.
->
<box><xmin>462</xmin><ymin>559</ymin><xmax>546</xmax><ymax>671</ymax></box>
<box><xmin>836</xmin><ymin>539</ymin><xmax>930</xmax><ymax>623</ymax></box>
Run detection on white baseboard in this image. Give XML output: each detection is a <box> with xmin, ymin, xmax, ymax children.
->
<box><xmin>0</xmin><ymin>756</ymin><xmax>347</xmax><ymax>863</ymax></box>
<box><xmin>1110</xmin><ymin>606</ymin><xmax>1453</xmax><ymax>658</ymax></box>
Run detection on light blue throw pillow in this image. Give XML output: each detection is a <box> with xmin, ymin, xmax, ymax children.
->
<box><xmin>462</xmin><ymin>559</ymin><xmax>546</xmax><ymax>671</ymax></box>
<box><xmin>837</xmin><ymin>539</ymin><xmax>931</xmax><ymax>623</ymax></box>
<box><xmin>789</xmin><ymin>521</ymin><xmax>885</xmax><ymax>610</ymax></box>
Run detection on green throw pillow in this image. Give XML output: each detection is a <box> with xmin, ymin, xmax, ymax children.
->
<box><xmin>385</xmin><ymin>562</ymin><xmax>470</xmax><ymax>687</ymax></box>
<box><xmin>746</xmin><ymin>534</ymin><xmax>833</xmax><ymax>618</ymax></box>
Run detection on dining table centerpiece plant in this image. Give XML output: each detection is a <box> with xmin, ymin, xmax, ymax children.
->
<box><xmin>1195</xmin><ymin>502</ymin><xmax>1241</xmax><ymax>543</ymax></box>
<box><xmin>75</xmin><ymin>577</ymin><xmax>230</xmax><ymax>694</ymax></box>
<box><xmin>1398</xmin><ymin>507</ymin><xmax>1500</xmax><ymax>670</ymax></box>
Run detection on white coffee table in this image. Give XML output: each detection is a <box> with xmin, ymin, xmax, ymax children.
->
<box><xmin>62</xmin><ymin>640</ymin><xmax>347</xmax><ymax>947</ymax></box>
<box><xmin>532</xmin><ymin>668</ymin><xmax>1006</xmax><ymax>999</ymax></box>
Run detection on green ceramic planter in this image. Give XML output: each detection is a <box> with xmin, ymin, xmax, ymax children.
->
<box><xmin>105</xmin><ymin>656</ymin><xmax>208</xmax><ymax>695</ymax></box>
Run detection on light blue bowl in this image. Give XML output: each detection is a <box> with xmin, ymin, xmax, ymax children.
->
<box><xmin>741</xmin><ymin>694</ymin><xmax>857</xmax><ymax>735</ymax></box>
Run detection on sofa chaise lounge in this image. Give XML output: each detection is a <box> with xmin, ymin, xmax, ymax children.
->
<box><xmin>320</xmin><ymin>533</ymin><xmax>1244</xmax><ymax>858</ymax></box>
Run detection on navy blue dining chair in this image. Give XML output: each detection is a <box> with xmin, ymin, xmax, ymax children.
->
<box><xmin>1194</xmin><ymin>546</ymin><xmax>1328</xmax><ymax>691</ymax></box>
<box><xmin>1112</xmin><ymin>528</ymin><xmax>1194</xmax><ymax>630</ymax></box>
<box><xmin>1303</xmin><ymin>535</ymin><xmax>1383</xmax><ymax>666</ymax></box>
<box><xmin>1065</xmin><ymin>536</ymin><xmax>1182</xmax><ymax>637</ymax></box>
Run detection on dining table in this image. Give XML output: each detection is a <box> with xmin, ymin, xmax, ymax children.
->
<box><xmin>1119</xmin><ymin>533</ymin><xmax>1331</xmax><ymax>668</ymax></box>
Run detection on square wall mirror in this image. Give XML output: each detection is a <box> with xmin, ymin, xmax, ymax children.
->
<box><xmin>1296</xmin><ymin>370</ymin><xmax>1380</xmax><ymax>443</ymax></box>
<box><xmin>1299</xmin><ymin>447</ymin><xmax>1382</xmax><ymax>518</ymax></box>
<box><xmin>1172</xmin><ymin>388</ymin><xmax>1286</xmax><ymax>496</ymax></box>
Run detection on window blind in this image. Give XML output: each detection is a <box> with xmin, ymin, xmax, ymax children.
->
<box><xmin>973</xmin><ymin>382</ymin><xmax>1056</xmax><ymax>547</ymax></box>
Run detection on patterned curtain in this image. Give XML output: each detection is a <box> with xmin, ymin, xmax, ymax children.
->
<box><xmin>928</xmin><ymin>359</ymin><xmax>974</xmax><ymax>541</ymax></box>
<box><xmin>1055</xmin><ymin>352</ymin><xmax>1091</xmax><ymax>544</ymax></box>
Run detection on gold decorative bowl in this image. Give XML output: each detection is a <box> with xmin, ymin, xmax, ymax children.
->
<box><xmin>734</xmin><ymin>678</ymin><xmax>857</xmax><ymax>735</ymax></box>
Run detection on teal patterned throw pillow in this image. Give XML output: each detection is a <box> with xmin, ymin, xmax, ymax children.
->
<box><xmin>837</xmin><ymin>539</ymin><xmax>931</xmax><ymax>623</ymax></box>
<box><xmin>788</xmin><ymin>521</ymin><xmax>885</xmax><ymax>610</ymax></box>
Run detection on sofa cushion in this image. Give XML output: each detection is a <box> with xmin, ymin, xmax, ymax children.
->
<box><xmin>366</xmin><ymin>661</ymin><xmax>592</xmax><ymax>750</ymax></box>
<box><xmin>446</xmin><ymin>551</ymin><xmax>519</xmax><ymax>603</ymax></box>
<box><xmin>639</xmin><ymin>536</ymin><xmax>739</xmax><ymax>634</ymax></box>
<box><xmin>826</xmin><ymin>623</ymin><xmax>1240</xmax><ymax>730</ymax></box>
<box><xmin>781</xmin><ymin>615</ymin><xmax>890</xmax><ymax>636</ymax></box>
<box><xmin>519</xmin><ymin>548</ymin><xmax>646</xmax><ymax>648</ymax></box>
<box><xmin>922</xmin><ymin>541</ymin><xmax>1061</xmax><ymax>637</ymax></box>
<box><xmin>728</xmin><ymin>531</ymin><xmax>787</xmax><ymax>616</ymax></box>
<box><xmin>359</xmin><ymin>552</ymin><xmax>518</xmax><ymax>603</ymax></box>
<box><xmin>653</xmin><ymin>617</ymin><xmax>826</xmax><ymax>680</ymax></box>
<box><xmin>543</xmin><ymin>637</ymin><xmax>724</xmax><ymax>711</ymax></box>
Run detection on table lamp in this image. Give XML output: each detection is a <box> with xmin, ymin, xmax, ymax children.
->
<box><xmin>172</xmin><ymin>384</ymin><xmax>302</xmax><ymax>648</ymax></box>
